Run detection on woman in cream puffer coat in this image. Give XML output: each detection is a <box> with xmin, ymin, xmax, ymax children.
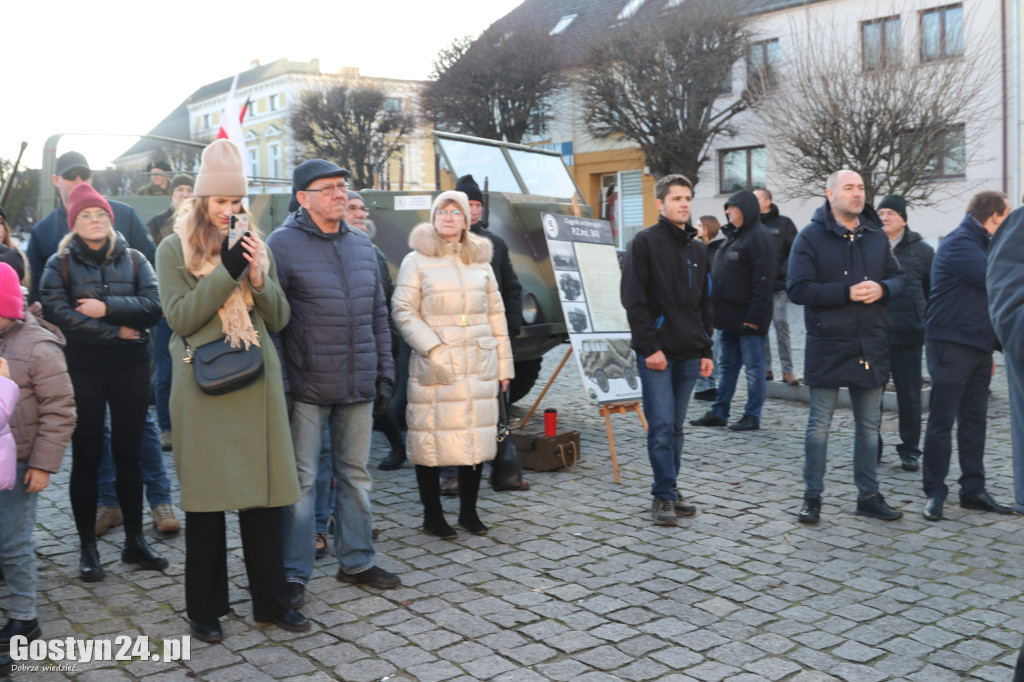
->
<box><xmin>392</xmin><ymin>190</ymin><xmax>514</xmax><ymax>539</ymax></box>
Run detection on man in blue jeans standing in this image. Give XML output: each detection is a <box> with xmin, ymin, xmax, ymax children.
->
<box><xmin>787</xmin><ymin>170</ymin><xmax>906</xmax><ymax>524</ymax></box>
<box><xmin>621</xmin><ymin>174</ymin><xmax>714</xmax><ymax>526</ymax></box>
<box><xmin>268</xmin><ymin>159</ymin><xmax>398</xmax><ymax>608</ymax></box>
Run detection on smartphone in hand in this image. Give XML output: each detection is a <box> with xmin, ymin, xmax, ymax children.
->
<box><xmin>228</xmin><ymin>214</ymin><xmax>249</xmax><ymax>249</ymax></box>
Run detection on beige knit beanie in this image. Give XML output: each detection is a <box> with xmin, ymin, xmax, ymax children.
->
<box><xmin>194</xmin><ymin>139</ymin><xmax>247</xmax><ymax>196</ymax></box>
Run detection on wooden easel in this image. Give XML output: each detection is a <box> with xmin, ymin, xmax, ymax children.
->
<box><xmin>522</xmin><ymin>346</ymin><xmax>647</xmax><ymax>483</ymax></box>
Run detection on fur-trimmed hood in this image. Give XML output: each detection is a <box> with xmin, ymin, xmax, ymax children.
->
<box><xmin>408</xmin><ymin>222</ymin><xmax>494</xmax><ymax>263</ymax></box>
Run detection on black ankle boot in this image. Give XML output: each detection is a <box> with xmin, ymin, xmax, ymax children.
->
<box><xmin>456</xmin><ymin>465</ymin><xmax>488</xmax><ymax>535</ymax></box>
<box><xmin>122</xmin><ymin>534</ymin><xmax>169</xmax><ymax>571</ymax></box>
<box><xmin>79</xmin><ymin>541</ymin><xmax>105</xmax><ymax>582</ymax></box>
<box><xmin>415</xmin><ymin>465</ymin><xmax>456</xmax><ymax>539</ymax></box>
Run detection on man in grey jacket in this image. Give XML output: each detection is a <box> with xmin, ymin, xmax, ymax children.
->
<box><xmin>267</xmin><ymin>160</ymin><xmax>398</xmax><ymax>605</ymax></box>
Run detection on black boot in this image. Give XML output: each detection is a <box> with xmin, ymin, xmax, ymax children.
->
<box><xmin>456</xmin><ymin>465</ymin><xmax>487</xmax><ymax>535</ymax></box>
<box><xmin>122</xmin><ymin>534</ymin><xmax>169</xmax><ymax>571</ymax></box>
<box><xmin>378</xmin><ymin>446</ymin><xmax>406</xmax><ymax>471</ymax></box>
<box><xmin>415</xmin><ymin>465</ymin><xmax>456</xmax><ymax>539</ymax></box>
<box><xmin>79</xmin><ymin>541</ymin><xmax>105</xmax><ymax>582</ymax></box>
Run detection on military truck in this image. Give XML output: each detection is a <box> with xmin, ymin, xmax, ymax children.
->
<box><xmin>41</xmin><ymin>132</ymin><xmax>588</xmax><ymax>402</ymax></box>
<box><xmin>578</xmin><ymin>338</ymin><xmax>638</xmax><ymax>394</ymax></box>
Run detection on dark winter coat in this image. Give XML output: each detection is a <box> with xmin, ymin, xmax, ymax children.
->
<box><xmin>38</xmin><ymin>234</ymin><xmax>162</xmax><ymax>372</ymax></box>
<box><xmin>27</xmin><ymin>200</ymin><xmax>155</xmax><ymax>304</ymax></box>
<box><xmin>146</xmin><ymin>206</ymin><xmax>175</xmax><ymax>246</ymax></box>
<box><xmin>787</xmin><ymin>201</ymin><xmax>906</xmax><ymax>388</ymax></box>
<box><xmin>266</xmin><ymin>208</ymin><xmax>394</xmax><ymax>405</ymax></box>
<box><xmin>886</xmin><ymin>228</ymin><xmax>933</xmax><ymax>346</ymax></box>
<box><xmin>711</xmin><ymin>191</ymin><xmax>775</xmax><ymax>334</ymax></box>
<box><xmin>988</xmin><ymin>206</ymin><xmax>1024</xmax><ymax>358</ymax></box>
<box><xmin>925</xmin><ymin>214</ymin><xmax>998</xmax><ymax>353</ymax></box>
<box><xmin>470</xmin><ymin>223</ymin><xmax>523</xmax><ymax>337</ymax></box>
<box><xmin>760</xmin><ymin>204</ymin><xmax>798</xmax><ymax>292</ymax></box>
<box><xmin>621</xmin><ymin>216</ymin><xmax>713</xmax><ymax>362</ymax></box>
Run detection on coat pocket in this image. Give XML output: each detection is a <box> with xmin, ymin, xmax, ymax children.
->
<box><xmin>476</xmin><ymin>337</ymin><xmax>498</xmax><ymax>380</ymax></box>
<box><xmin>415</xmin><ymin>345</ymin><xmax>454</xmax><ymax>386</ymax></box>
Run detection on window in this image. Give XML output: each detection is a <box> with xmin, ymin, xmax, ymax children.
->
<box><xmin>905</xmin><ymin>124</ymin><xmax>965</xmax><ymax>178</ymax></box>
<box><xmin>268</xmin><ymin>94</ymin><xmax>279</xmax><ymax>111</ymax></box>
<box><xmin>921</xmin><ymin>4</ymin><xmax>963</xmax><ymax>62</ymax></box>
<box><xmin>862</xmin><ymin>16</ymin><xmax>901</xmax><ymax>71</ymax></box>
<box><xmin>247</xmin><ymin>148</ymin><xmax>260</xmax><ymax>178</ymax></box>
<box><xmin>202</xmin><ymin>113</ymin><xmax>211</xmax><ymax>129</ymax></box>
<box><xmin>268</xmin><ymin>143</ymin><xmax>282</xmax><ymax>179</ymax></box>
<box><xmin>617</xmin><ymin>0</ymin><xmax>645</xmax><ymax>21</ymax></box>
<box><xmin>747</xmin><ymin>40</ymin><xmax>780</xmax><ymax>90</ymax></box>
<box><xmin>719</xmin><ymin>146</ymin><xmax>766</xmax><ymax>194</ymax></box>
<box><xmin>550</xmin><ymin>14</ymin><xmax>577</xmax><ymax>35</ymax></box>
<box><xmin>384</xmin><ymin>98</ymin><xmax>402</xmax><ymax>112</ymax></box>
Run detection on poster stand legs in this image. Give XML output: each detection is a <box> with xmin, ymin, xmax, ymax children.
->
<box><xmin>522</xmin><ymin>345</ymin><xmax>648</xmax><ymax>484</ymax></box>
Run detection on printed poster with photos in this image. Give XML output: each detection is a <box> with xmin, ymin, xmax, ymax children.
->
<box><xmin>542</xmin><ymin>213</ymin><xmax>642</xmax><ymax>405</ymax></box>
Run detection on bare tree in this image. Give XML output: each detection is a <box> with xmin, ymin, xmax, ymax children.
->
<box><xmin>751</xmin><ymin>7</ymin><xmax>998</xmax><ymax>205</ymax></box>
<box><xmin>291</xmin><ymin>83</ymin><xmax>416</xmax><ymax>189</ymax></box>
<box><xmin>580</xmin><ymin>0</ymin><xmax>753</xmax><ymax>185</ymax></box>
<box><xmin>422</xmin><ymin>18</ymin><xmax>561</xmax><ymax>143</ymax></box>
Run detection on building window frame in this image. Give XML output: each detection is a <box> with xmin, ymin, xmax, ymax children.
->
<box><xmin>920</xmin><ymin>3</ymin><xmax>964</xmax><ymax>63</ymax></box>
<box><xmin>861</xmin><ymin>15</ymin><xmax>902</xmax><ymax>71</ymax></box>
<box><xmin>747</xmin><ymin>39</ymin><xmax>781</xmax><ymax>91</ymax></box>
<box><xmin>719</xmin><ymin>145</ymin><xmax>767</xmax><ymax>194</ymax></box>
<box><xmin>904</xmin><ymin>124</ymin><xmax>966</xmax><ymax>179</ymax></box>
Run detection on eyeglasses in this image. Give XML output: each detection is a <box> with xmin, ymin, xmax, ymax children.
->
<box><xmin>304</xmin><ymin>182</ymin><xmax>348</xmax><ymax>196</ymax></box>
<box><xmin>77</xmin><ymin>210</ymin><xmax>111</xmax><ymax>222</ymax></box>
<box><xmin>61</xmin><ymin>169</ymin><xmax>91</xmax><ymax>181</ymax></box>
<box><xmin>436</xmin><ymin>210</ymin><xmax>463</xmax><ymax>218</ymax></box>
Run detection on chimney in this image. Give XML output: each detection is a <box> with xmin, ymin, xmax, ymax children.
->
<box><xmin>250</xmin><ymin>59</ymin><xmax>260</xmax><ymax>68</ymax></box>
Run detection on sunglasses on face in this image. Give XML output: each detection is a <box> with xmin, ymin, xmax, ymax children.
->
<box><xmin>61</xmin><ymin>169</ymin><xmax>91</xmax><ymax>181</ymax></box>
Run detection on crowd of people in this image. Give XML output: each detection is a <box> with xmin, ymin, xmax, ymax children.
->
<box><xmin>2</xmin><ymin>136</ymin><xmax>1024</xmax><ymax>671</ymax></box>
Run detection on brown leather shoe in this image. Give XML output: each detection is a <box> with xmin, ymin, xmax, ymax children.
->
<box><xmin>783</xmin><ymin>372</ymin><xmax>800</xmax><ymax>385</ymax></box>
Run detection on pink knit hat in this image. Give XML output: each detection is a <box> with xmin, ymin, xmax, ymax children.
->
<box><xmin>66</xmin><ymin>184</ymin><xmax>114</xmax><ymax>231</ymax></box>
<box><xmin>0</xmin><ymin>263</ymin><xmax>24</xmax><ymax>320</ymax></box>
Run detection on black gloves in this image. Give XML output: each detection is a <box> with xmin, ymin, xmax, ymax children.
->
<box><xmin>220</xmin><ymin>232</ymin><xmax>249</xmax><ymax>280</ymax></box>
<box><xmin>373</xmin><ymin>377</ymin><xmax>394</xmax><ymax>419</ymax></box>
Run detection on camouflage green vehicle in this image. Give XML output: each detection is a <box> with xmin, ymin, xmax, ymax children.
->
<box><xmin>579</xmin><ymin>338</ymin><xmax>638</xmax><ymax>394</ymax></box>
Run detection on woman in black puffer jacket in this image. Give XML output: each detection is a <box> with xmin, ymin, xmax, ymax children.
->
<box><xmin>39</xmin><ymin>183</ymin><xmax>166</xmax><ymax>582</ymax></box>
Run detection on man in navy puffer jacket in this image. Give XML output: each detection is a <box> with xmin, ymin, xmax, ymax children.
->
<box><xmin>787</xmin><ymin>170</ymin><xmax>906</xmax><ymax>524</ymax></box>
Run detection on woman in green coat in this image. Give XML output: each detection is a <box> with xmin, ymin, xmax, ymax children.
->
<box><xmin>155</xmin><ymin>140</ymin><xmax>305</xmax><ymax>643</ymax></box>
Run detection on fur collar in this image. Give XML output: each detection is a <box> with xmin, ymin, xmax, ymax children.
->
<box><xmin>408</xmin><ymin>223</ymin><xmax>493</xmax><ymax>263</ymax></box>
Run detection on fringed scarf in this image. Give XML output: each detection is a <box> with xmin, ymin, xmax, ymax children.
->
<box><xmin>173</xmin><ymin>204</ymin><xmax>268</xmax><ymax>349</ymax></box>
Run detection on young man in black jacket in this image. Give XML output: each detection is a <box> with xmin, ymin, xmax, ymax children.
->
<box><xmin>621</xmin><ymin>174</ymin><xmax>714</xmax><ymax>526</ymax></box>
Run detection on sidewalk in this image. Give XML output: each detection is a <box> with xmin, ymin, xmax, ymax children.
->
<box><xmin>12</xmin><ymin>304</ymin><xmax>1024</xmax><ymax>680</ymax></box>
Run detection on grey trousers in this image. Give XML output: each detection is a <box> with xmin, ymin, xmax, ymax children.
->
<box><xmin>764</xmin><ymin>290</ymin><xmax>793</xmax><ymax>375</ymax></box>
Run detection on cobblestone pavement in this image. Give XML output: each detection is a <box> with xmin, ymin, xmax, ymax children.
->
<box><xmin>9</xmin><ymin>303</ymin><xmax>1024</xmax><ymax>680</ymax></box>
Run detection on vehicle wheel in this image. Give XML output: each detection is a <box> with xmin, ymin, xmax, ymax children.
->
<box><xmin>595</xmin><ymin>369</ymin><xmax>610</xmax><ymax>393</ymax></box>
<box><xmin>509</xmin><ymin>358</ymin><xmax>543</xmax><ymax>404</ymax></box>
<box><xmin>625</xmin><ymin>367</ymin><xmax>637</xmax><ymax>390</ymax></box>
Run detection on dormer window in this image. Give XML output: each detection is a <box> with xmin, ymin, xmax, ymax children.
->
<box><xmin>550</xmin><ymin>14</ymin><xmax>577</xmax><ymax>35</ymax></box>
<box><xmin>617</xmin><ymin>0</ymin><xmax>645</xmax><ymax>21</ymax></box>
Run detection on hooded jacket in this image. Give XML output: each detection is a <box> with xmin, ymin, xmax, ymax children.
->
<box><xmin>620</xmin><ymin>215</ymin><xmax>713</xmax><ymax>362</ymax></box>
<box><xmin>988</xmin><ymin>206</ymin><xmax>1024</xmax><ymax>358</ymax></box>
<box><xmin>760</xmin><ymin>203</ymin><xmax>798</xmax><ymax>292</ymax></box>
<box><xmin>886</xmin><ymin>228</ymin><xmax>933</xmax><ymax>346</ymax></box>
<box><xmin>711</xmin><ymin>190</ymin><xmax>775</xmax><ymax>334</ymax></box>
<box><xmin>266</xmin><ymin>208</ymin><xmax>394</xmax><ymax>405</ymax></box>
<box><xmin>392</xmin><ymin>223</ymin><xmax>514</xmax><ymax>467</ymax></box>
<box><xmin>470</xmin><ymin>223</ymin><xmax>523</xmax><ymax>337</ymax></box>
<box><xmin>925</xmin><ymin>214</ymin><xmax>998</xmax><ymax>353</ymax></box>
<box><xmin>788</xmin><ymin>200</ymin><xmax>905</xmax><ymax>388</ymax></box>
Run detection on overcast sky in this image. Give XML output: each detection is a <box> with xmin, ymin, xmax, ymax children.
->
<box><xmin>5</xmin><ymin>0</ymin><xmax>523</xmax><ymax>170</ymax></box>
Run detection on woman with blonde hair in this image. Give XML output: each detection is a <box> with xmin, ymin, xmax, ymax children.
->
<box><xmin>156</xmin><ymin>139</ymin><xmax>305</xmax><ymax>642</ymax></box>
<box><xmin>39</xmin><ymin>183</ymin><xmax>165</xmax><ymax>582</ymax></box>
<box><xmin>392</xmin><ymin>191</ymin><xmax>514</xmax><ymax>539</ymax></box>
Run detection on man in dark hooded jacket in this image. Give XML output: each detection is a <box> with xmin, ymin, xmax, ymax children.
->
<box><xmin>788</xmin><ymin>170</ymin><xmax>906</xmax><ymax>524</ymax></box>
<box><xmin>754</xmin><ymin>188</ymin><xmax>798</xmax><ymax>386</ymax></box>
<box><xmin>690</xmin><ymin>190</ymin><xmax>774</xmax><ymax>432</ymax></box>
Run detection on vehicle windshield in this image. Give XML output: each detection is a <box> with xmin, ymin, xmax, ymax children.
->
<box><xmin>436</xmin><ymin>138</ymin><xmax>521</xmax><ymax>193</ymax></box>
<box><xmin>506</xmin><ymin>149</ymin><xmax>577</xmax><ymax>199</ymax></box>
<box><xmin>436</xmin><ymin>134</ymin><xmax>579</xmax><ymax>200</ymax></box>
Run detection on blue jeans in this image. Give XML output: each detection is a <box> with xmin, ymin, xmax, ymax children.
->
<box><xmin>314</xmin><ymin>427</ymin><xmax>334</xmax><ymax>535</ymax></box>
<box><xmin>282</xmin><ymin>400</ymin><xmax>374</xmax><ymax>583</ymax></box>
<box><xmin>694</xmin><ymin>331</ymin><xmax>721</xmax><ymax>393</ymax></box>
<box><xmin>1004</xmin><ymin>353</ymin><xmax>1024</xmax><ymax>513</ymax></box>
<box><xmin>712</xmin><ymin>331</ymin><xmax>766</xmax><ymax>420</ymax></box>
<box><xmin>0</xmin><ymin>462</ymin><xmax>39</xmax><ymax>619</ymax></box>
<box><xmin>636</xmin><ymin>353</ymin><xmax>700</xmax><ymax>500</ymax></box>
<box><xmin>97</xmin><ymin>410</ymin><xmax>172</xmax><ymax>509</ymax></box>
<box><xmin>803</xmin><ymin>385</ymin><xmax>883</xmax><ymax>499</ymax></box>
<box><xmin>153</xmin><ymin>318</ymin><xmax>173</xmax><ymax>433</ymax></box>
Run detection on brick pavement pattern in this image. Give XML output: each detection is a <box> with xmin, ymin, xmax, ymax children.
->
<box><xmin>8</xmin><ymin>303</ymin><xmax>1024</xmax><ymax>680</ymax></box>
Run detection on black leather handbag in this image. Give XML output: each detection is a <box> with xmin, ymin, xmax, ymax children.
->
<box><xmin>490</xmin><ymin>391</ymin><xmax>525</xmax><ymax>491</ymax></box>
<box><xmin>185</xmin><ymin>337</ymin><xmax>263</xmax><ymax>396</ymax></box>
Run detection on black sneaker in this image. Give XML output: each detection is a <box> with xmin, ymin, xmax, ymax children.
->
<box><xmin>729</xmin><ymin>414</ymin><xmax>760</xmax><ymax>431</ymax></box>
<box><xmin>672</xmin><ymin>488</ymin><xmax>696</xmax><ymax>517</ymax></box>
<box><xmin>337</xmin><ymin>565</ymin><xmax>401</xmax><ymax>590</ymax></box>
<box><xmin>651</xmin><ymin>498</ymin><xmax>678</xmax><ymax>526</ymax></box>
<box><xmin>855</xmin><ymin>493</ymin><xmax>903</xmax><ymax>520</ymax></box>
<box><xmin>798</xmin><ymin>497</ymin><xmax>821</xmax><ymax>524</ymax></box>
<box><xmin>378</xmin><ymin>447</ymin><xmax>406</xmax><ymax>471</ymax></box>
<box><xmin>690</xmin><ymin>411</ymin><xmax>727</xmax><ymax>427</ymax></box>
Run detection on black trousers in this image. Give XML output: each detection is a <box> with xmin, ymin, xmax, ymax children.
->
<box><xmin>69</xmin><ymin>363</ymin><xmax>150</xmax><ymax>543</ymax></box>
<box><xmin>184</xmin><ymin>507</ymin><xmax>290</xmax><ymax>622</ymax></box>
<box><xmin>890</xmin><ymin>343</ymin><xmax>924</xmax><ymax>456</ymax></box>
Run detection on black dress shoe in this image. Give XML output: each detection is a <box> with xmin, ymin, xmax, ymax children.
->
<box><xmin>122</xmin><ymin>535</ymin><xmax>169</xmax><ymax>571</ymax></box>
<box><xmin>960</xmin><ymin>491</ymin><xmax>1014</xmax><ymax>514</ymax></box>
<box><xmin>256</xmin><ymin>609</ymin><xmax>311</xmax><ymax>633</ymax></box>
<box><xmin>0</xmin><ymin>618</ymin><xmax>41</xmax><ymax>652</ymax></box>
<box><xmin>798</xmin><ymin>497</ymin><xmax>821</xmax><ymax>524</ymax></box>
<box><xmin>378</xmin><ymin>447</ymin><xmax>406</xmax><ymax>471</ymax></box>
<box><xmin>729</xmin><ymin>414</ymin><xmax>760</xmax><ymax>431</ymax></box>
<box><xmin>690</xmin><ymin>411</ymin><xmax>727</xmax><ymax>427</ymax></box>
<box><xmin>190</xmin><ymin>619</ymin><xmax>223</xmax><ymax>643</ymax></box>
<box><xmin>286</xmin><ymin>582</ymin><xmax>305</xmax><ymax>609</ymax></box>
<box><xmin>693</xmin><ymin>389</ymin><xmax>717</xmax><ymax>401</ymax></box>
<box><xmin>855</xmin><ymin>493</ymin><xmax>903</xmax><ymax>520</ymax></box>
<box><xmin>79</xmin><ymin>542</ymin><xmax>105</xmax><ymax>582</ymax></box>
<box><xmin>336</xmin><ymin>565</ymin><xmax>402</xmax><ymax>590</ymax></box>
<box><xmin>899</xmin><ymin>453</ymin><xmax>920</xmax><ymax>472</ymax></box>
<box><xmin>923</xmin><ymin>496</ymin><xmax>943</xmax><ymax>521</ymax></box>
